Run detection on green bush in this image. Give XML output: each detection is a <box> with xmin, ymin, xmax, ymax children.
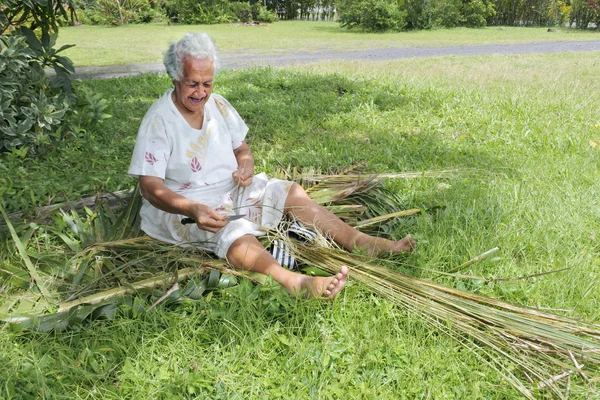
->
<box><xmin>230</xmin><ymin>1</ymin><xmax>253</xmax><ymax>22</ymax></box>
<box><xmin>570</xmin><ymin>0</ymin><xmax>600</xmax><ymax>29</ymax></box>
<box><xmin>0</xmin><ymin>0</ymin><xmax>75</xmax><ymax>36</ymax></box>
<box><xmin>165</xmin><ymin>0</ymin><xmax>234</xmax><ymax>24</ymax></box>
<box><xmin>255</xmin><ymin>6</ymin><xmax>279</xmax><ymax>23</ymax></box>
<box><xmin>461</xmin><ymin>0</ymin><xmax>495</xmax><ymax>27</ymax></box>
<box><xmin>412</xmin><ymin>0</ymin><xmax>460</xmax><ymax>29</ymax></box>
<box><xmin>0</xmin><ymin>0</ymin><xmax>87</xmax><ymax>155</ymax></box>
<box><xmin>405</xmin><ymin>0</ymin><xmax>462</xmax><ymax>29</ymax></box>
<box><xmin>338</xmin><ymin>0</ymin><xmax>406</xmax><ymax>32</ymax></box>
<box><xmin>403</xmin><ymin>0</ymin><xmax>494</xmax><ymax>29</ymax></box>
<box><xmin>0</xmin><ymin>35</ymin><xmax>70</xmax><ymax>152</ymax></box>
<box><xmin>0</xmin><ymin>34</ymin><xmax>109</xmax><ymax>156</ymax></box>
<box><xmin>75</xmin><ymin>0</ymin><xmax>165</xmax><ymax>25</ymax></box>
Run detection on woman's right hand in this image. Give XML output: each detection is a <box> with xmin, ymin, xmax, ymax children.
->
<box><xmin>189</xmin><ymin>204</ymin><xmax>228</xmax><ymax>233</ymax></box>
<box><xmin>139</xmin><ymin>176</ymin><xmax>228</xmax><ymax>233</ymax></box>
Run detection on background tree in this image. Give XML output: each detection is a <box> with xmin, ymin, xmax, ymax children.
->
<box><xmin>488</xmin><ymin>0</ymin><xmax>568</xmax><ymax>25</ymax></box>
<box><xmin>570</xmin><ymin>0</ymin><xmax>600</xmax><ymax>28</ymax></box>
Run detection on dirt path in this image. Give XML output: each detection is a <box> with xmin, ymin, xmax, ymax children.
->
<box><xmin>72</xmin><ymin>40</ymin><xmax>600</xmax><ymax>79</ymax></box>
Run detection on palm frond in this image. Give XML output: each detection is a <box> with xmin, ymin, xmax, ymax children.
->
<box><xmin>351</xmin><ymin>208</ymin><xmax>421</xmax><ymax>229</ymax></box>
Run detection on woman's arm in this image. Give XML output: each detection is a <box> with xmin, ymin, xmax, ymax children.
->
<box><xmin>139</xmin><ymin>176</ymin><xmax>227</xmax><ymax>233</ymax></box>
<box><xmin>232</xmin><ymin>141</ymin><xmax>255</xmax><ymax>188</ymax></box>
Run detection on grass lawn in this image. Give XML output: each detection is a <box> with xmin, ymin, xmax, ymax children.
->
<box><xmin>1</xmin><ymin>37</ymin><xmax>600</xmax><ymax>398</ymax></box>
<box><xmin>57</xmin><ymin>20</ymin><xmax>600</xmax><ymax>67</ymax></box>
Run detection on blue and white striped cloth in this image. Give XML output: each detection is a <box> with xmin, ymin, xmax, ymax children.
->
<box><xmin>270</xmin><ymin>221</ymin><xmax>318</xmax><ymax>270</ymax></box>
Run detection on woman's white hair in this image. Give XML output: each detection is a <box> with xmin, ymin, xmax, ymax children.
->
<box><xmin>164</xmin><ymin>33</ymin><xmax>219</xmax><ymax>81</ymax></box>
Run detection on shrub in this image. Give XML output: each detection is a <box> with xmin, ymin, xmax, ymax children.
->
<box><xmin>230</xmin><ymin>1</ymin><xmax>253</xmax><ymax>22</ymax></box>
<box><xmin>0</xmin><ymin>0</ymin><xmax>109</xmax><ymax>163</ymax></box>
<box><xmin>164</xmin><ymin>0</ymin><xmax>234</xmax><ymax>24</ymax></box>
<box><xmin>255</xmin><ymin>6</ymin><xmax>279</xmax><ymax>23</ymax></box>
<box><xmin>75</xmin><ymin>0</ymin><xmax>165</xmax><ymax>25</ymax></box>
<box><xmin>0</xmin><ymin>35</ymin><xmax>70</xmax><ymax>152</ymax></box>
<box><xmin>0</xmin><ymin>0</ymin><xmax>75</xmax><ymax>36</ymax></box>
<box><xmin>404</xmin><ymin>0</ymin><xmax>494</xmax><ymax>29</ymax></box>
<box><xmin>461</xmin><ymin>0</ymin><xmax>495</xmax><ymax>27</ymax></box>
<box><xmin>422</xmin><ymin>0</ymin><xmax>461</xmax><ymax>28</ymax></box>
<box><xmin>404</xmin><ymin>0</ymin><xmax>461</xmax><ymax>29</ymax></box>
<box><xmin>338</xmin><ymin>0</ymin><xmax>406</xmax><ymax>32</ymax></box>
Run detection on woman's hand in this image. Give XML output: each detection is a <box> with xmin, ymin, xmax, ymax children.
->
<box><xmin>139</xmin><ymin>176</ymin><xmax>227</xmax><ymax>233</ymax></box>
<box><xmin>232</xmin><ymin>141</ymin><xmax>254</xmax><ymax>188</ymax></box>
<box><xmin>189</xmin><ymin>204</ymin><xmax>228</xmax><ymax>233</ymax></box>
<box><xmin>232</xmin><ymin>167</ymin><xmax>253</xmax><ymax>188</ymax></box>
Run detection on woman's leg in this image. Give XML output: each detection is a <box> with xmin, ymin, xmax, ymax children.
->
<box><xmin>226</xmin><ymin>234</ymin><xmax>348</xmax><ymax>299</ymax></box>
<box><xmin>284</xmin><ymin>183</ymin><xmax>415</xmax><ymax>256</ymax></box>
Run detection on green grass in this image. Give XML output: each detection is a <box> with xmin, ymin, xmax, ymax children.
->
<box><xmin>57</xmin><ymin>20</ymin><xmax>600</xmax><ymax>67</ymax></box>
<box><xmin>2</xmin><ymin>50</ymin><xmax>600</xmax><ymax>398</ymax></box>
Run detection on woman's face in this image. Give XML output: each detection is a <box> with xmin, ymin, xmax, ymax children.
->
<box><xmin>173</xmin><ymin>56</ymin><xmax>215</xmax><ymax>115</ymax></box>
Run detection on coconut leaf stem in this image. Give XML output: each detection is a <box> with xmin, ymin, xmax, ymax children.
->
<box><xmin>57</xmin><ymin>265</ymin><xmax>211</xmax><ymax>312</ymax></box>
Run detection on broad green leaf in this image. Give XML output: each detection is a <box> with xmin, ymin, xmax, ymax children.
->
<box><xmin>41</xmin><ymin>30</ymin><xmax>50</xmax><ymax>50</ymax></box>
<box><xmin>54</xmin><ymin>55</ymin><xmax>75</xmax><ymax>73</ymax></box>
<box><xmin>49</xmin><ymin>228</ymin><xmax>81</xmax><ymax>252</ymax></box>
<box><xmin>54</xmin><ymin>44</ymin><xmax>75</xmax><ymax>54</ymax></box>
<box><xmin>19</xmin><ymin>27</ymin><xmax>43</xmax><ymax>54</ymax></box>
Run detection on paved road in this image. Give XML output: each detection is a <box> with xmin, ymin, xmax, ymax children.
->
<box><xmin>70</xmin><ymin>40</ymin><xmax>600</xmax><ymax>79</ymax></box>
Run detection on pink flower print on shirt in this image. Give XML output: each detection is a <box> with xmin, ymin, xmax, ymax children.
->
<box><xmin>145</xmin><ymin>152</ymin><xmax>159</xmax><ymax>165</ymax></box>
<box><xmin>245</xmin><ymin>197</ymin><xmax>263</xmax><ymax>221</ymax></box>
<box><xmin>246</xmin><ymin>197</ymin><xmax>262</xmax><ymax>207</ymax></box>
<box><xmin>179</xmin><ymin>183</ymin><xmax>192</xmax><ymax>191</ymax></box>
<box><xmin>191</xmin><ymin>156</ymin><xmax>202</xmax><ymax>172</ymax></box>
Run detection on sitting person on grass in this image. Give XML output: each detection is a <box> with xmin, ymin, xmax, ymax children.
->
<box><xmin>128</xmin><ymin>33</ymin><xmax>416</xmax><ymax>299</ymax></box>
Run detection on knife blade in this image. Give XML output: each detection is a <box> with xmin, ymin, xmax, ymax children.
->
<box><xmin>180</xmin><ymin>214</ymin><xmax>245</xmax><ymax>225</ymax></box>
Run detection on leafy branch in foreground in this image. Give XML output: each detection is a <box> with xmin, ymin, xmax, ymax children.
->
<box><xmin>0</xmin><ymin>0</ymin><xmax>75</xmax><ymax>36</ymax></box>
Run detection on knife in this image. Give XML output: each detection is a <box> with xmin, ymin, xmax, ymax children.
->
<box><xmin>180</xmin><ymin>214</ymin><xmax>245</xmax><ymax>225</ymax></box>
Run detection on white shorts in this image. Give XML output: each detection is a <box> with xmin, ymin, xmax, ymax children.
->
<box><xmin>140</xmin><ymin>173</ymin><xmax>294</xmax><ymax>258</ymax></box>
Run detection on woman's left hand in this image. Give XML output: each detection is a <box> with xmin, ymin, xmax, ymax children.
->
<box><xmin>232</xmin><ymin>167</ymin><xmax>253</xmax><ymax>188</ymax></box>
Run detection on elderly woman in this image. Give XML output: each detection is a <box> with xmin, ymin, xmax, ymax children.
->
<box><xmin>128</xmin><ymin>33</ymin><xmax>415</xmax><ymax>299</ymax></box>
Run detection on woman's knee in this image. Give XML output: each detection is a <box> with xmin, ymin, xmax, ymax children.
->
<box><xmin>286</xmin><ymin>183</ymin><xmax>310</xmax><ymax>204</ymax></box>
<box><xmin>227</xmin><ymin>234</ymin><xmax>258</xmax><ymax>256</ymax></box>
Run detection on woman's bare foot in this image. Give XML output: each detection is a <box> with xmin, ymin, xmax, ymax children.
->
<box><xmin>393</xmin><ymin>234</ymin><xmax>416</xmax><ymax>253</ymax></box>
<box><xmin>363</xmin><ymin>234</ymin><xmax>416</xmax><ymax>257</ymax></box>
<box><xmin>288</xmin><ymin>266</ymin><xmax>349</xmax><ymax>299</ymax></box>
